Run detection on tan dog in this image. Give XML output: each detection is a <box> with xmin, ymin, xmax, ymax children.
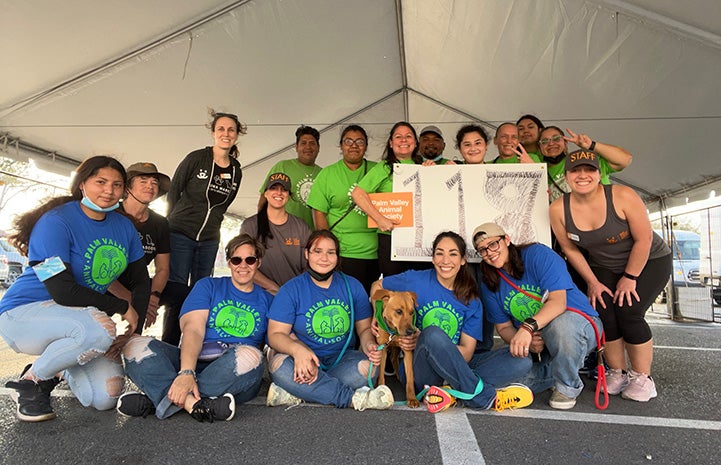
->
<box><xmin>371</xmin><ymin>289</ymin><xmax>419</xmax><ymax>408</ymax></box>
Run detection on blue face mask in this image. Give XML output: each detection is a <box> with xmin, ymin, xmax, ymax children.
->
<box><xmin>81</xmin><ymin>196</ymin><xmax>120</xmax><ymax>213</ymax></box>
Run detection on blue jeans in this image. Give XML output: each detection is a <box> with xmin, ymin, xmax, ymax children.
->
<box><xmin>519</xmin><ymin>311</ymin><xmax>602</xmax><ymax>399</ymax></box>
<box><xmin>0</xmin><ymin>301</ymin><xmax>123</xmax><ymax>410</ymax></box>
<box><xmin>169</xmin><ymin>232</ymin><xmax>219</xmax><ymax>287</ymax></box>
<box><xmin>413</xmin><ymin>326</ymin><xmax>505</xmax><ymax>409</ymax></box>
<box><xmin>470</xmin><ymin>345</ymin><xmax>533</xmax><ymax>387</ymax></box>
<box><xmin>270</xmin><ymin>350</ymin><xmax>372</xmax><ymax>408</ymax></box>
<box><xmin>122</xmin><ymin>337</ymin><xmax>263</xmax><ymax>419</ymax></box>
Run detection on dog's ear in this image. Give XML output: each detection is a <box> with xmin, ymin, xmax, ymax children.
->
<box><xmin>371</xmin><ymin>288</ymin><xmax>391</xmax><ymax>302</ymax></box>
<box><xmin>409</xmin><ymin>291</ymin><xmax>418</xmax><ymax>308</ymax></box>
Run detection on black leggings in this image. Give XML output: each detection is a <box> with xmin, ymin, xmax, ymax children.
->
<box><xmin>593</xmin><ymin>254</ymin><xmax>672</xmax><ymax>344</ymax></box>
<box><xmin>339</xmin><ymin>257</ymin><xmax>379</xmax><ymax>295</ymax></box>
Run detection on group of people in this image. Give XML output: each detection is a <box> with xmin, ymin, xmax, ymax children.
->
<box><xmin>0</xmin><ymin>110</ymin><xmax>671</xmax><ymax>424</ymax></box>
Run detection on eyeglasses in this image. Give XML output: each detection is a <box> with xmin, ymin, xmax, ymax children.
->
<box><xmin>229</xmin><ymin>256</ymin><xmax>258</xmax><ymax>266</ymax></box>
<box><xmin>476</xmin><ymin>238</ymin><xmax>502</xmax><ymax>257</ymax></box>
<box><xmin>342</xmin><ymin>138</ymin><xmax>367</xmax><ymax>147</ymax></box>
<box><xmin>539</xmin><ymin>135</ymin><xmax>564</xmax><ymax>146</ymax></box>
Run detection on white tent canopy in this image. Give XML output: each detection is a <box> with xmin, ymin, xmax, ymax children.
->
<box><xmin>2</xmin><ymin>0</ymin><xmax>721</xmax><ymax>218</ymax></box>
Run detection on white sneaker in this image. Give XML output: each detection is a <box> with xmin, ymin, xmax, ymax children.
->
<box><xmin>621</xmin><ymin>370</ymin><xmax>657</xmax><ymax>402</ymax></box>
<box><xmin>602</xmin><ymin>368</ymin><xmax>629</xmax><ymax>395</ymax></box>
<box><xmin>266</xmin><ymin>382</ymin><xmax>302</xmax><ymax>407</ymax></box>
<box><xmin>352</xmin><ymin>385</ymin><xmax>394</xmax><ymax>411</ymax></box>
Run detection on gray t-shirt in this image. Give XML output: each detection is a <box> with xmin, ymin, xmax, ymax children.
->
<box><xmin>240</xmin><ymin>213</ymin><xmax>311</xmax><ymax>287</ymax></box>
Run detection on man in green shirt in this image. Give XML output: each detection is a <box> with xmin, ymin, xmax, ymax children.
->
<box><xmin>259</xmin><ymin>126</ymin><xmax>322</xmax><ymax>230</ymax></box>
<box><xmin>490</xmin><ymin>122</ymin><xmax>541</xmax><ymax>164</ymax></box>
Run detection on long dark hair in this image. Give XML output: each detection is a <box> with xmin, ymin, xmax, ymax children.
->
<box><xmin>478</xmin><ymin>241</ymin><xmax>534</xmax><ymax>292</ymax></box>
<box><xmin>208</xmin><ymin>109</ymin><xmax>247</xmax><ymax>158</ymax></box>
<box><xmin>432</xmin><ymin>231</ymin><xmax>478</xmax><ymax>305</ymax></box>
<box><xmin>10</xmin><ymin>156</ymin><xmax>127</xmax><ymax>256</ymax></box>
<box><xmin>382</xmin><ymin>122</ymin><xmax>422</xmax><ymax>173</ymax></box>
<box><xmin>256</xmin><ymin>183</ymin><xmax>290</xmax><ymax>247</ymax></box>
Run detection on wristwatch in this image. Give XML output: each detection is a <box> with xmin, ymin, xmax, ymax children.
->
<box><xmin>151</xmin><ymin>290</ymin><xmax>162</xmax><ymax>299</ymax></box>
<box><xmin>523</xmin><ymin>318</ymin><xmax>539</xmax><ymax>332</ymax></box>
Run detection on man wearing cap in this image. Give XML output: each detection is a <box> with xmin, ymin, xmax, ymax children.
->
<box><xmin>418</xmin><ymin>125</ymin><xmax>451</xmax><ymax>165</ymax></box>
<box><xmin>490</xmin><ymin>122</ymin><xmax>541</xmax><ymax>164</ymax></box>
<box><xmin>241</xmin><ymin>172</ymin><xmax>310</xmax><ymax>294</ymax></box>
<box><xmin>258</xmin><ymin>125</ymin><xmax>323</xmax><ymax>230</ymax></box>
<box><xmin>108</xmin><ymin>162</ymin><xmax>171</xmax><ymax>334</ymax></box>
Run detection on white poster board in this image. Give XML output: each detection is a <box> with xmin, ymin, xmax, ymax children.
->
<box><xmin>390</xmin><ymin>164</ymin><xmax>551</xmax><ymax>262</ymax></box>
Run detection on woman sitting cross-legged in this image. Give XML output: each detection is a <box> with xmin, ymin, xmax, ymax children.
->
<box><xmin>371</xmin><ymin>231</ymin><xmax>534</xmax><ymax>412</ymax></box>
<box><xmin>473</xmin><ymin>222</ymin><xmax>603</xmax><ymax>410</ymax></box>
<box><xmin>265</xmin><ymin>229</ymin><xmax>393</xmax><ymax>410</ymax></box>
<box><xmin>117</xmin><ymin>234</ymin><xmax>273</xmax><ymax>422</ymax></box>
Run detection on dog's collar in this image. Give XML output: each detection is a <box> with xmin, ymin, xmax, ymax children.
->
<box><xmin>374</xmin><ymin>300</ymin><xmax>416</xmax><ymax>336</ymax></box>
<box><xmin>374</xmin><ymin>300</ymin><xmax>396</xmax><ymax>335</ymax></box>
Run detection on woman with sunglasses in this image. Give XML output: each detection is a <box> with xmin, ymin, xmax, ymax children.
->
<box><xmin>241</xmin><ymin>172</ymin><xmax>310</xmax><ymax>294</ymax></box>
<box><xmin>371</xmin><ymin>231</ymin><xmax>533</xmax><ymax>411</ymax></box>
<box><xmin>117</xmin><ymin>234</ymin><xmax>272</xmax><ymax>422</ymax></box>
<box><xmin>539</xmin><ymin>126</ymin><xmax>632</xmax><ymax>203</ymax></box>
<box><xmin>473</xmin><ymin>222</ymin><xmax>602</xmax><ymax>410</ymax></box>
<box><xmin>167</xmin><ymin>109</ymin><xmax>245</xmax><ymax>289</ymax></box>
<box><xmin>1</xmin><ymin>156</ymin><xmax>148</xmax><ymax>422</ymax></box>
<box><xmin>265</xmin><ymin>229</ymin><xmax>393</xmax><ymax>410</ymax></box>
<box><xmin>550</xmin><ymin>153</ymin><xmax>671</xmax><ymax>403</ymax></box>
<box><xmin>351</xmin><ymin>122</ymin><xmax>423</xmax><ymax>277</ymax></box>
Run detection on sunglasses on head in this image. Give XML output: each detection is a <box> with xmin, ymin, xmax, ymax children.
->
<box><xmin>229</xmin><ymin>256</ymin><xmax>258</xmax><ymax>266</ymax></box>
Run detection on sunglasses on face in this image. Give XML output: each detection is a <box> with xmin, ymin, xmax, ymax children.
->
<box><xmin>229</xmin><ymin>256</ymin><xmax>258</xmax><ymax>266</ymax></box>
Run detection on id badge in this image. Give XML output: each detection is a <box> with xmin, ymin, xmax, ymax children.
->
<box><xmin>32</xmin><ymin>256</ymin><xmax>67</xmax><ymax>282</ymax></box>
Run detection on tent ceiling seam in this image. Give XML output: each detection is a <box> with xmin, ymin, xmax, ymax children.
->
<box><xmin>1</xmin><ymin>0</ymin><xmax>252</xmax><ymax>118</ymax></box>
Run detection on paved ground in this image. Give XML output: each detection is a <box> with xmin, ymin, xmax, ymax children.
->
<box><xmin>1</xmin><ymin>307</ymin><xmax>720</xmax><ymax>465</ymax></box>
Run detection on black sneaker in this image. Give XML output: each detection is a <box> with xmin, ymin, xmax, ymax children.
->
<box><xmin>116</xmin><ymin>392</ymin><xmax>156</xmax><ymax>418</ymax></box>
<box><xmin>190</xmin><ymin>393</ymin><xmax>235</xmax><ymax>423</ymax></box>
<box><xmin>5</xmin><ymin>378</ymin><xmax>58</xmax><ymax>422</ymax></box>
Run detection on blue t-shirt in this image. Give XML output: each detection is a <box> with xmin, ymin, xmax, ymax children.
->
<box><xmin>481</xmin><ymin>243</ymin><xmax>598</xmax><ymax>327</ymax></box>
<box><xmin>180</xmin><ymin>277</ymin><xmax>273</xmax><ymax>347</ymax></box>
<box><xmin>0</xmin><ymin>202</ymin><xmax>144</xmax><ymax>314</ymax></box>
<box><xmin>268</xmin><ymin>272</ymin><xmax>371</xmax><ymax>358</ymax></box>
<box><xmin>382</xmin><ymin>269</ymin><xmax>484</xmax><ymax>344</ymax></box>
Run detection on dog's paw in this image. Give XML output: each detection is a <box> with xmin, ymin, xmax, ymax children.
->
<box><xmin>406</xmin><ymin>397</ymin><xmax>421</xmax><ymax>408</ymax></box>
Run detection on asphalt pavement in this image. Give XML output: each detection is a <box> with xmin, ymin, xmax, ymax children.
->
<box><xmin>1</xmin><ymin>307</ymin><xmax>720</xmax><ymax>465</ymax></box>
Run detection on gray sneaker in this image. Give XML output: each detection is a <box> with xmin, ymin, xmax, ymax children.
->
<box><xmin>266</xmin><ymin>382</ymin><xmax>302</xmax><ymax>407</ymax></box>
<box><xmin>352</xmin><ymin>385</ymin><xmax>394</xmax><ymax>411</ymax></box>
<box><xmin>549</xmin><ymin>389</ymin><xmax>577</xmax><ymax>410</ymax></box>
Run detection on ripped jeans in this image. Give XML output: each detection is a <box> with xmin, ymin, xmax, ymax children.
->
<box><xmin>0</xmin><ymin>300</ymin><xmax>123</xmax><ymax>410</ymax></box>
<box><xmin>122</xmin><ymin>337</ymin><xmax>264</xmax><ymax>419</ymax></box>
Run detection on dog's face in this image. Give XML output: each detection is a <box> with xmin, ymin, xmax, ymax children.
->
<box><xmin>372</xmin><ymin>289</ymin><xmax>418</xmax><ymax>336</ymax></box>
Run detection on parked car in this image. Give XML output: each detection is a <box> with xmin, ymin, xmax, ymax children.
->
<box><xmin>0</xmin><ymin>255</ymin><xmax>9</xmax><ymax>284</ymax></box>
<box><xmin>655</xmin><ymin>229</ymin><xmax>702</xmax><ymax>304</ymax></box>
<box><xmin>0</xmin><ymin>237</ymin><xmax>28</xmax><ymax>288</ymax></box>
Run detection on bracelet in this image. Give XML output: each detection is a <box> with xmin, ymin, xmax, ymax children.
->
<box><xmin>177</xmin><ymin>369</ymin><xmax>196</xmax><ymax>380</ymax></box>
<box><xmin>518</xmin><ymin>324</ymin><xmax>534</xmax><ymax>336</ymax></box>
<box><xmin>588</xmin><ymin>140</ymin><xmax>596</xmax><ymax>151</ymax></box>
<box><xmin>623</xmin><ymin>272</ymin><xmax>638</xmax><ymax>281</ymax></box>
<box><xmin>151</xmin><ymin>290</ymin><xmax>162</xmax><ymax>299</ymax></box>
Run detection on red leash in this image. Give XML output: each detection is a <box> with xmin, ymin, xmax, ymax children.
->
<box><xmin>497</xmin><ymin>270</ymin><xmax>608</xmax><ymax>410</ymax></box>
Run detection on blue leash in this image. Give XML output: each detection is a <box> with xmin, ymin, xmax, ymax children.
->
<box><xmin>319</xmin><ymin>272</ymin><xmax>354</xmax><ymax>371</ymax></box>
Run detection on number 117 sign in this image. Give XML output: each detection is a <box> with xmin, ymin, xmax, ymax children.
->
<box><xmin>390</xmin><ymin>163</ymin><xmax>551</xmax><ymax>262</ymax></box>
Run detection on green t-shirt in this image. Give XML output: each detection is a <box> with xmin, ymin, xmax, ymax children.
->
<box><xmin>306</xmin><ymin>159</ymin><xmax>378</xmax><ymax>259</ymax></box>
<box><xmin>260</xmin><ymin>159</ymin><xmax>322</xmax><ymax>230</ymax></box>
<box><xmin>547</xmin><ymin>156</ymin><xmax>617</xmax><ymax>203</ymax></box>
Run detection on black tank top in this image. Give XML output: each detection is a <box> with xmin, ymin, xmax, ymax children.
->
<box><xmin>563</xmin><ymin>184</ymin><xmax>669</xmax><ymax>273</ymax></box>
